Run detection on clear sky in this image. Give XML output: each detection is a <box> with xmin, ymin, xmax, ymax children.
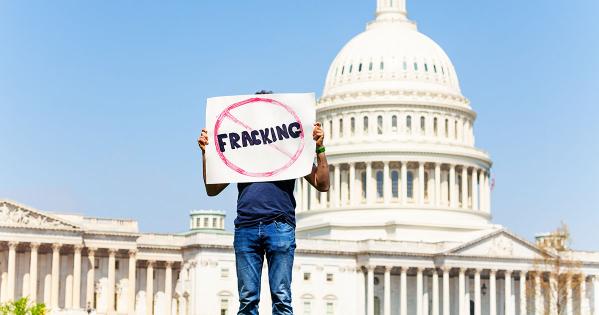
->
<box><xmin>1</xmin><ymin>1</ymin><xmax>598</xmax><ymax>250</ymax></box>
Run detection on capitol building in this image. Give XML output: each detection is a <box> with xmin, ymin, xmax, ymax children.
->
<box><xmin>1</xmin><ymin>1</ymin><xmax>598</xmax><ymax>315</ymax></box>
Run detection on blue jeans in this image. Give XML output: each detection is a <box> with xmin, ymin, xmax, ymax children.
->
<box><xmin>234</xmin><ymin>221</ymin><xmax>296</xmax><ymax>315</ymax></box>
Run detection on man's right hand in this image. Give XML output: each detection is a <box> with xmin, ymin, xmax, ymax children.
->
<box><xmin>198</xmin><ymin>128</ymin><xmax>209</xmax><ymax>154</ymax></box>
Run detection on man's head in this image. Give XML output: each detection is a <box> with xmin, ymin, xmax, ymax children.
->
<box><xmin>255</xmin><ymin>90</ymin><xmax>273</xmax><ymax>95</ymax></box>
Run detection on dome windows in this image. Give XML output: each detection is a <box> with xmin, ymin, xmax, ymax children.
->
<box><xmin>391</xmin><ymin>171</ymin><xmax>399</xmax><ymax>198</ymax></box>
<box><xmin>413</xmin><ymin>62</ymin><xmax>418</xmax><ymax>71</ymax></box>
<box><xmin>403</xmin><ymin>61</ymin><xmax>408</xmax><ymax>71</ymax></box>
<box><xmin>380</xmin><ymin>61</ymin><xmax>384</xmax><ymax>70</ymax></box>
<box><xmin>407</xmin><ymin>171</ymin><xmax>414</xmax><ymax>199</ymax></box>
<box><xmin>424</xmin><ymin>63</ymin><xmax>429</xmax><ymax>72</ymax></box>
<box><xmin>377</xmin><ymin>116</ymin><xmax>383</xmax><ymax>135</ymax></box>
<box><xmin>341</xmin><ymin>66</ymin><xmax>345</xmax><ymax>75</ymax></box>
<box><xmin>339</xmin><ymin>118</ymin><xmax>344</xmax><ymax>137</ymax></box>
<box><xmin>369</xmin><ymin>62</ymin><xmax>373</xmax><ymax>71</ymax></box>
<box><xmin>351</xmin><ymin>117</ymin><xmax>356</xmax><ymax>136</ymax></box>
<box><xmin>358</xmin><ymin>63</ymin><xmax>363</xmax><ymax>72</ymax></box>
<box><xmin>376</xmin><ymin>171</ymin><xmax>384</xmax><ymax>199</ymax></box>
<box><xmin>406</xmin><ymin>115</ymin><xmax>412</xmax><ymax>133</ymax></box>
<box><xmin>434</xmin><ymin>117</ymin><xmax>438</xmax><ymax>136</ymax></box>
<box><xmin>392</xmin><ymin>115</ymin><xmax>398</xmax><ymax>132</ymax></box>
<box><xmin>349</xmin><ymin>64</ymin><xmax>353</xmax><ymax>73</ymax></box>
<box><xmin>363</xmin><ymin>116</ymin><xmax>369</xmax><ymax>135</ymax></box>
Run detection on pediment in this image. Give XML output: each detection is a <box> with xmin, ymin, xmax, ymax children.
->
<box><xmin>0</xmin><ymin>200</ymin><xmax>80</xmax><ymax>230</ymax></box>
<box><xmin>447</xmin><ymin>229</ymin><xmax>550</xmax><ymax>259</ymax></box>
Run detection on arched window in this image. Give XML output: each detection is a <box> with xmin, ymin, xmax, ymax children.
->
<box><xmin>402</xmin><ymin>61</ymin><xmax>407</xmax><ymax>71</ymax></box>
<box><xmin>391</xmin><ymin>171</ymin><xmax>399</xmax><ymax>199</ymax></box>
<box><xmin>369</xmin><ymin>62</ymin><xmax>373</xmax><ymax>71</ymax></box>
<box><xmin>361</xmin><ymin>171</ymin><xmax>367</xmax><ymax>201</ymax></box>
<box><xmin>303</xmin><ymin>301</ymin><xmax>312</xmax><ymax>315</ymax></box>
<box><xmin>349</xmin><ymin>64</ymin><xmax>353</xmax><ymax>73</ymax></box>
<box><xmin>363</xmin><ymin>116</ymin><xmax>369</xmax><ymax>135</ymax></box>
<box><xmin>434</xmin><ymin>117</ymin><xmax>438</xmax><ymax>136</ymax></box>
<box><xmin>454</xmin><ymin>120</ymin><xmax>458</xmax><ymax>139</ymax></box>
<box><xmin>380</xmin><ymin>61</ymin><xmax>384</xmax><ymax>70</ymax></box>
<box><xmin>350</xmin><ymin>117</ymin><xmax>356</xmax><ymax>135</ymax></box>
<box><xmin>445</xmin><ymin>119</ymin><xmax>449</xmax><ymax>138</ymax></box>
<box><xmin>414</xmin><ymin>62</ymin><xmax>418</xmax><ymax>71</ymax></box>
<box><xmin>341</xmin><ymin>66</ymin><xmax>345</xmax><ymax>75</ymax></box>
<box><xmin>326</xmin><ymin>302</ymin><xmax>334</xmax><ymax>315</ymax></box>
<box><xmin>458</xmin><ymin>174</ymin><xmax>463</xmax><ymax>204</ymax></box>
<box><xmin>406</xmin><ymin>116</ymin><xmax>412</xmax><ymax>133</ymax></box>
<box><xmin>329</xmin><ymin>120</ymin><xmax>333</xmax><ymax>140</ymax></box>
<box><xmin>220</xmin><ymin>298</ymin><xmax>229</xmax><ymax>315</ymax></box>
<box><xmin>358</xmin><ymin>63</ymin><xmax>363</xmax><ymax>72</ymax></box>
<box><xmin>420</xmin><ymin>116</ymin><xmax>426</xmax><ymax>133</ymax></box>
<box><xmin>376</xmin><ymin>171</ymin><xmax>384</xmax><ymax>199</ymax></box>
<box><xmin>424</xmin><ymin>172</ymin><xmax>429</xmax><ymax>199</ymax></box>
<box><xmin>433</xmin><ymin>64</ymin><xmax>438</xmax><ymax>73</ymax></box>
<box><xmin>339</xmin><ymin>118</ymin><xmax>343</xmax><ymax>138</ymax></box>
<box><xmin>424</xmin><ymin>63</ymin><xmax>429</xmax><ymax>72</ymax></box>
<box><xmin>407</xmin><ymin>171</ymin><xmax>414</xmax><ymax>199</ymax></box>
<box><xmin>391</xmin><ymin>115</ymin><xmax>398</xmax><ymax>132</ymax></box>
<box><xmin>377</xmin><ymin>116</ymin><xmax>383</xmax><ymax>135</ymax></box>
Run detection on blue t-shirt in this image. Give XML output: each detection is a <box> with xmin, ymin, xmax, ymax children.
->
<box><xmin>235</xmin><ymin>179</ymin><xmax>297</xmax><ymax>228</ymax></box>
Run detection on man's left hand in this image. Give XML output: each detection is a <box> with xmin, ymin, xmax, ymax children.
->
<box><xmin>313</xmin><ymin>122</ymin><xmax>324</xmax><ymax>148</ymax></box>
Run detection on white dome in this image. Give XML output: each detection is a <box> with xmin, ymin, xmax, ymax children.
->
<box><xmin>322</xmin><ymin>3</ymin><xmax>463</xmax><ymax>103</ymax></box>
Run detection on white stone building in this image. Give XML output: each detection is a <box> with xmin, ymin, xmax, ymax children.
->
<box><xmin>1</xmin><ymin>1</ymin><xmax>598</xmax><ymax>315</ymax></box>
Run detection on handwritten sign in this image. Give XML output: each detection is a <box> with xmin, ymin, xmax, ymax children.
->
<box><xmin>205</xmin><ymin>93</ymin><xmax>316</xmax><ymax>184</ymax></box>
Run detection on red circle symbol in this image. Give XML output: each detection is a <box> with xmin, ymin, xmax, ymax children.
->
<box><xmin>213</xmin><ymin>97</ymin><xmax>305</xmax><ymax>178</ymax></box>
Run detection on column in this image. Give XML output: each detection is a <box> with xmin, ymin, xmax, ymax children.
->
<box><xmin>479</xmin><ymin>170</ymin><xmax>487</xmax><ymax>212</ymax></box>
<box><xmin>458</xmin><ymin>268</ymin><xmax>465</xmax><ymax>315</ymax></box>
<box><xmin>461</xmin><ymin>167</ymin><xmax>468</xmax><ymax>209</ymax></box>
<box><xmin>534</xmin><ymin>273</ymin><xmax>542</xmax><ymax>315</ymax></box>
<box><xmin>519</xmin><ymin>271</ymin><xmax>526</xmax><ymax>315</ymax></box>
<box><xmin>401</xmin><ymin>267</ymin><xmax>408</xmax><ymax>315</ymax></box>
<box><xmin>472</xmin><ymin>168</ymin><xmax>479</xmax><ymax>211</ymax></box>
<box><xmin>449</xmin><ymin>165</ymin><xmax>456</xmax><ymax>208</ymax></box>
<box><xmin>432</xmin><ymin>269</ymin><xmax>439</xmax><ymax>315</ymax></box>
<box><xmin>549</xmin><ymin>273</ymin><xmax>558</xmax><ymax>315</ymax></box>
<box><xmin>310</xmin><ymin>183</ymin><xmax>317</xmax><ymax>210</ymax></box>
<box><xmin>443</xmin><ymin>267</ymin><xmax>450</xmax><ymax>315</ymax></box>
<box><xmin>367</xmin><ymin>266</ymin><xmax>375</xmax><ymax>315</ymax></box>
<box><xmin>165</xmin><ymin>262</ymin><xmax>173</xmax><ymax>315</ymax></box>
<box><xmin>418</xmin><ymin>162</ymin><xmax>425</xmax><ymax>206</ymax></box>
<box><xmin>384</xmin><ymin>266</ymin><xmax>391</xmax><ymax>315</ymax></box>
<box><xmin>72</xmin><ymin>244</ymin><xmax>83</xmax><ymax>309</ymax></box>
<box><xmin>505</xmin><ymin>270</ymin><xmax>512</xmax><ymax>315</ymax></box>
<box><xmin>435</xmin><ymin>163</ymin><xmax>441</xmax><ymax>207</ymax></box>
<box><xmin>474</xmin><ymin>269</ymin><xmax>481</xmax><ymax>315</ymax></box>
<box><xmin>417</xmin><ymin>268</ymin><xmax>423</xmax><ymax>315</ymax></box>
<box><xmin>7</xmin><ymin>241</ymin><xmax>18</xmax><ymax>301</ymax></box>
<box><xmin>146</xmin><ymin>261</ymin><xmax>155</xmax><ymax>315</ymax></box>
<box><xmin>593</xmin><ymin>276</ymin><xmax>599</xmax><ymax>315</ymax></box>
<box><xmin>108</xmin><ymin>249</ymin><xmax>117</xmax><ymax>313</ymax></box>
<box><xmin>566</xmin><ymin>275</ymin><xmax>573</xmax><ymax>315</ymax></box>
<box><xmin>581</xmin><ymin>275</ymin><xmax>587</xmax><ymax>315</ymax></box>
<box><xmin>334</xmin><ymin>164</ymin><xmax>341</xmax><ymax>208</ymax></box>
<box><xmin>366</xmin><ymin>162</ymin><xmax>373</xmax><ymax>204</ymax></box>
<box><xmin>383</xmin><ymin>162</ymin><xmax>391</xmax><ymax>205</ymax></box>
<box><xmin>357</xmin><ymin>268</ymin><xmax>365</xmax><ymax>314</ymax></box>
<box><xmin>490</xmin><ymin>270</ymin><xmax>497</xmax><ymax>315</ymax></box>
<box><xmin>487</xmin><ymin>171</ymin><xmax>492</xmax><ymax>211</ymax></box>
<box><xmin>401</xmin><ymin>162</ymin><xmax>408</xmax><ymax>205</ymax></box>
<box><xmin>349</xmin><ymin>163</ymin><xmax>356</xmax><ymax>206</ymax></box>
<box><xmin>29</xmin><ymin>243</ymin><xmax>40</xmax><ymax>302</ymax></box>
<box><xmin>128</xmin><ymin>250</ymin><xmax>137</xmax><ymax>314</ymax></box>
<box><xmin>51</xmin><ymin>243</ymin><xmax>61</xmax><ymax>309</ymax></box>
<box><xmin>424</xmin><ymin>272</ymin><xmax>430</xmax><ymax>315</ymax></box>
<box><xmin>86</xmin><ymin>248</ymin><xmax>96</xmax><ymax>309</ymax></box>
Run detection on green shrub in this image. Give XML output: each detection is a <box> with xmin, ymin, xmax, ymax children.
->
<box><xmin>0</xmin><ymin>298</ymin><xmax>46</xmax><ymax>315</ymax></box>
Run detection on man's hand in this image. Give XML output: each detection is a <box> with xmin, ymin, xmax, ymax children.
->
<box><xmin>198</xmin><ymin>128</ymin><xmax>209</xmax><ymax>154</ymax></box>
<box><xmin>313</xmin><ymin>122</ymin><xmax>324</xmax><ymax>148</ymax></box>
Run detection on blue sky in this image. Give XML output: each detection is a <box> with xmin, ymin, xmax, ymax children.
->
<box><xmin>1</xmin><ymin>1</ymin><xmax>598</xmax><ymax>249</ymax></box>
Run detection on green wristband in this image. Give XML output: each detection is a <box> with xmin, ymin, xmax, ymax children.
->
<box><xmin>316</xmin><ymin>146</ymin><xmax>326</xmax><ymax>154</ymax></box>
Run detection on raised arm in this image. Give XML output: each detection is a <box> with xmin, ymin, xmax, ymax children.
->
<box><xmin>304</xmin><ymin>122</ymin><xmax>330</xmax><ymax>192</ymax></box>
<box><xmin>198</xmin><ymin>128</ymin><xmax>229</xmax><ymax>196</ymax></box>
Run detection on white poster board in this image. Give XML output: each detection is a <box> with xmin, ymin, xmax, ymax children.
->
<box><xmin>205</xmin><ymin>93</ymin><xmax>316</xmax><ymax>184</ymax></box>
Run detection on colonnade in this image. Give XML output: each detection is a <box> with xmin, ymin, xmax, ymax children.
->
<box><xmin>359</xmin><ymin>265</ymin><xmax>599</xmax><ymax>315</ymax></box>
<box><xmin>297</xmin><ymin>161</ymin><xmax>491</xmax><ymax>213</ymax></box>
<box><xmin>0</xmin><ymin>241</ymin><xmax>181</xmax><ymax>315</ymax></box>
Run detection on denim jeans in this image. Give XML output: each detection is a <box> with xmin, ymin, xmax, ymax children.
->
<box><xmin>234</xmin><ymin>221</ymin><xmax>296</xmax><ymax>315</ymax></box>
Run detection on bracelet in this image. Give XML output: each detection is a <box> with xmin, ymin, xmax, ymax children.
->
<box><xmin>315</xmin><ymin>146</ymin><xmax>326</xmax><ymax>154</ymax></box>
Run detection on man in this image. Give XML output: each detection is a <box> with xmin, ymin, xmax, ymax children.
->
<box><xmin>197</xmin><ymin>91</ymin><xmax>330</xmax><ymax>315</ymax></box>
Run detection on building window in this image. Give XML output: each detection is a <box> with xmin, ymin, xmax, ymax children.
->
<box><xmin>424</xmin><ymin>172</ymin><xmax>429</xmax><ymax>199</ymax></box>
<box><xmin>414</xmin><ymin>62</ymin><xmax>418</xmax><ymax>71</ymax></box>
<box><xmin>441</xmin><ymin>66</ymin><xmax>445</xmax><ymax>75</ymax></box>
<box><xmin>358</xmin><ymin>63</ymin><xmax>363</xmax><ymax>72</ymax></box>
<box><xmin>377</xmin><ymin>116</ymin><xmax>383</xmax><ymax>135</ymax></box>
<box><xmin>402</xmin><ymin>61</ymin><xmax>407</xmax><ymax>71</ymax></box>
<box><xmin>220</xmin><ymin>299</ymin><xmax>229</xmax><ymax>315</ymax></box>
<box><xmin>454</xmin><ymin>121</ymin><xmax>458</xmax><ymax>139</ymax></box>
<box><xmin>391</xmin><ymin>171</ymin><xmax>399</xmax><ymax>198</ymax></box>
<box><xmin>374</xmin><ymin>297</ymin><xmax>381</xmax><ymax>315</ymax></box>
<box><xmin>363</xmin><ymin>116</ymin><xmax>369</xmax><ymax>135</ymax></box>
<box><xmin>406</xmin><ymin>116</ymin><xmax>412</xmax><ymax>133</ymax></box>
<box><xmin>407</xmin><ymin>171</ymin><xmax>414</xmax><ymax>199</ymax></box>
<box><xmin>458</xmin><ymin>174</ymin><xmax>463</xmax><ymax>203</ymax></box>
<box><xmin>326</xmin><ymin>302</ymin><xmax>335</xmax><ymax>315</ymax></box>
<box><xmin>380</xmin><ymin>61</ymin><xmax>384</xmax><ymax>70</ymax></box>
<box><xmin>221</xmin><ymin>268</ymin><xmax>229</xmax><ymax>278</ymax></box>
<box><xmin>303</xmin><ymin>301</ymin><xmax>312</xmax><ymax>315</ymax></box>
<box><xmin>212</xmin><ymin>217</ymin><xmax>217</xmax><ymax>228</ymax></box>
<box><xmin>376</xmin><ymin>171</ymin><xmax>384</xmax><ymax>199</ymax></box>
<box><xmin>115</xmin><ymin>260</ymin><xmax>120</xmax><ymax>270</ymax></box>
<box><xmin>203</xmin><ymin>218</ymin><xmax>208</xmax><ymax>227</ymax></box>
<box><xmin>326</xmin><ymin>273</ymin><xmax>334</xmax><ymax>282</ymax></box>
<box><xmin>369</xmin><ymin>62</ymin><xmax>373</xmax><ymax>71</ymax></box>
<box><xmin>420</xmin><ymin>116</ymin><xmax>426</xmax><ymax>133</ymax></box>
<box><xmin>434</xmin><ymin>117</ymin><xmax>438</xmax><ymax>136</ymax></box>
<box><xmin>339</xmin><ymin>118</ymin><xmax>343</xmax><ymax>138</ymax></box>
<box><xmin>445</xmin><ymin>119</ymin><xmax>449</xmax><ymax>138</ymax></box>
<box><xmin>350</xmin><ymin>117</ymin><xmax>356</xmax><ymax>135</ymax></box>
<box><xmin>424</xmin><ymin>63</ymin><xmax>429</xmax><ymax>72</ymax></box>
<box><xmin>391</xmin><ymin>115</ymin><xmax>398</xmax><ymax>132</ymax></box>
<box><xmin>434</xmin><ymin>64</ymin><xmax>438</xmax><ymax>73</ymax></box>
<box><xmin>196</xmin><ymin>218</ymin><xmax>200</xmax><ymax>228</ymax></box>
<box><xmin>341</xmin><ymin>66</ymin><xmax>345</xmax><ymax>75</ymax></box>
<box><xmin>329</xmin><ymin>120</ymin><xmax>333</xmax><ymax>140</ymax></box>
<box><xmin>304</xmin><ymin>272</ymin><xmax>311</xmax><ymax>281</ymax></box>
<box><xmin>361</xmin><ymin>171</ymin><xmax>367</xmax><ymax>200</ymax></box>
<box><xmin>349</xmin><ymin>64</ymin><xmax>353</xmax><ymax>73</ymax></box>
<box><xmin>94</xmin><ymin>258</ymin><xmax>100</xmax><ymax>269</ymax></box>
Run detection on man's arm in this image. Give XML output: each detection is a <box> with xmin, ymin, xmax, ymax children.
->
<box><xmin>304</xmin><ymin>122</ymin><xmax>330</xmax><ymax>192</ymax></box>
<box><xmin>198</xmin><ymin>128</ymin><xmax>229</xmax><ymax>196</ymax></box>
